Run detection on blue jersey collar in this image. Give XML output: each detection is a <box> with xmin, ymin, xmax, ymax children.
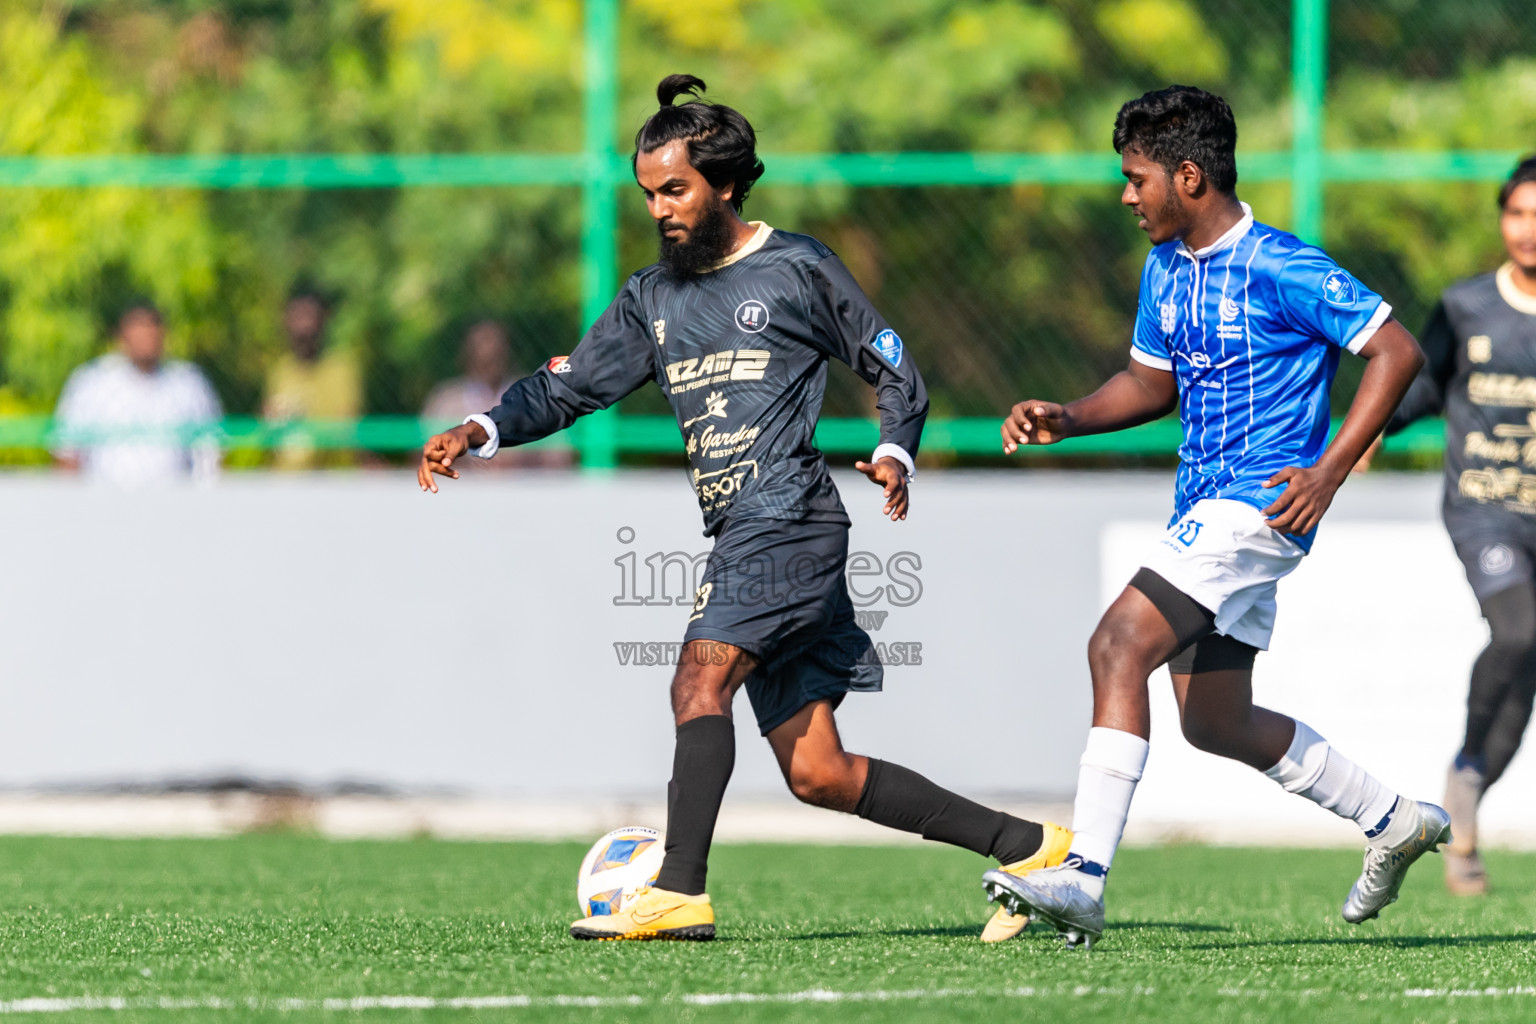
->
<box><xmin>1175</xmin><ymin>202</ymin><xmax>1254</xmax><ymax>261</ymax></box>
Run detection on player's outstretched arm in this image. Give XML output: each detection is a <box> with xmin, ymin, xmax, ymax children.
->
<box><xmin>417</xmin><ymin>281</ymin><xmax>656</xmax><ymax>495</ymax></box>
<box><xmin>1264</xmin><ymin>318</ymin><xmax>1425</xmax><ymax>532</ymax></box>
<box><xmin>1002</xmin><ymin>358</ymin><xmax>1176</xmax><ymax>453</ymax></box>
<box><xmin>1354</xmin><ymin>303</ymin><xmax>1454</xmax><ymax>474</ymax></box>
<box><xmin>854</xmin><ymin>456</ymin><xmax>909</xmax><ymax>521</ymax></box>
<box><xmin>418</xmin><ymin>421</ymin><xmax>488</xmax><ymax>493</ymax></box>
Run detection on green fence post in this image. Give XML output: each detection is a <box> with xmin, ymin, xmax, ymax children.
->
<box><xmin>1291</xmin><ymin>0</ymin><xmax>1328</xmax><ymax>244</ymax></box>
<box><xmin>580</xmin><ymin>0</ymin><xmax>620</xmax><ymax>469</ymax></box>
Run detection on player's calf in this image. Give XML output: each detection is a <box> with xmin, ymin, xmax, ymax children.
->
<box><xmin>1179</xmin><ymin>701</ymin><xmax>1296</xmax><ymax>771</ymax></box>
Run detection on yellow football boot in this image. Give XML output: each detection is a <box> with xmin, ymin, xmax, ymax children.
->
<box><xmin>569</xmin><ymin>887</ymin><xmax>716</xmax><ymax>941</ymax></box>
<box><xmin>980</xmin><ymin>822</ymin><xmax>1074</xmax><ymax>942</ymax></box>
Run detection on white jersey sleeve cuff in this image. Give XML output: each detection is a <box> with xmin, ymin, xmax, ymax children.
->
<box><xmin>871</xmin><ymin>442</ymin><xmax>916</xmax><ymax>480</ymax></box>
<box><xmin>1344</xmin><ymin>301</ymin><xmax>1392</xmax><ymax>354</ymax></box>
<box><xmin>1130</xmin><ymin>347</ymin><xmax>1174</xmax><ymax>372</ymax></box>
<box><xmin>464</xmin><ymin>414</ymin><xmax>501</xmax><ymax>459</ymax></box>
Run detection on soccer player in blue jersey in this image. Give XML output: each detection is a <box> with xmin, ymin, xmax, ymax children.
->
<box><xmin>983</xmin><ymin>86</ymin><xmax>1445</xmax><ymax>947</ymax></box>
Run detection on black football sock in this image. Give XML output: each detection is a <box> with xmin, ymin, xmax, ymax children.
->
<box><xmin>1462</xmin><ymin>586</ymin><xmax>1536</xmax><ymax>767</ymax></box>
<box><xmin>653</xmin><ymin>715</ymin><xmax>735</xmax><ymax>896</ymax></box>
<box><xmin>853</xmin><ymin>758</ymin><xmax>1045</xmax><ymax>864</ymax></box>
<box><xmin>1483</xmin><ymin>674</ymin><xmax>1536</xmax><ymax>787</ymax></box>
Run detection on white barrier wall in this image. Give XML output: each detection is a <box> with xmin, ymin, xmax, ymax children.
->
<box><xmin>0</xmin><ymin>469</ymin><xmax>1516</xmax><ymax>839</ymax></box>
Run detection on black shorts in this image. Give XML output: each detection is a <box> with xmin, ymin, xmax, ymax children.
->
<box><xmin>1445</xmin><ymin>502</ymin><xmax>1536</xmax><ymax>605</ymax></box>
<box><xmin>1166</xmin><ymin>632</ymin><xmax>1259</xmax><ymax>675</ymax></box>
<box><xmin>682</xmin><ymin>515</ymin><xmax>882</xmax><ymax>734</ymax></box>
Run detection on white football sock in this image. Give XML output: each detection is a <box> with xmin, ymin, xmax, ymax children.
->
<box><xmin>1066</xmin><ymin>727</ymin><xmax>1150</xmax><ymax>900</ymax></box>
<box><xmin>1263</xmin><ymin>719</ymin><xmax>1400</xmax><ymax>840</ymax></box>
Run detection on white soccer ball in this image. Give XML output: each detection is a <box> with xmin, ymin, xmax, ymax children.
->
<box><xmin>576</xmin><ymin>825</ymin><xmax>665</xmax><ymax>917</ymax></box>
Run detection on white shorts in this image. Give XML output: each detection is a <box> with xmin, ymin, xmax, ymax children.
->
<box><xmin>1139</xmin><ymin>498</ymin><xmax>1306</xmax><ymax>650</ymax></box>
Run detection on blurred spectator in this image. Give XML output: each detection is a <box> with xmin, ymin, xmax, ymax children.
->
<box><xmin>53</xmin><ymin>303</ymin><xmax>222</xmax><ymax>485</ymax></box>
<box><xmin>421</xmin><ymin>320</ymin><xmax>514</xmax><ymax>421</ymax></box>
<box><xmin>421</xmin><ymin>319</ymin><xmax>573</xmax><ymax>469</ymax></box>
<box><xmin>262</xmin><ymin>287</ymin><xmax>363</xmax><ymax>469</ymax></box>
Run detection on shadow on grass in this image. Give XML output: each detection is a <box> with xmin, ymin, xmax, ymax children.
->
<box><xmin>1185</xmin><ymin>931</ymin><xmax>1536</xmax><ymax>951</ymax></box>
<box><xmin>776</xmin><ymin>926</ymin><xmax>981</xmax><ymax>941</ymax></box>
<box><xmin>782</xmin><ymin>920</ymin><xmax>1233</xmax><ymax>941</ymax></box>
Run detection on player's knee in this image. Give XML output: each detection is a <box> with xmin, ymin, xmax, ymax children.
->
<box><xmin>1180</xmin><ymin>711</ymin><xmax>1232</xmax><ymax>756</ymax></box>
<box><xmin>786</xmin><ymin>758</ymin><xmax>857</xmax><ymax>810</ymax></box>
<box><xmin>670</xmin><ymin>660</ymin><xmax>738</xmax><ymax>720</ymax></box>
<box><xmin>1483</xmin><ymin>587</ymin><xmax>1536</xmax><ymax>655</ymax></box>
<box><xmin>1087</xmin><ymin>619</ymin><xmax>1156</xmax><ymax>685</ymax></box>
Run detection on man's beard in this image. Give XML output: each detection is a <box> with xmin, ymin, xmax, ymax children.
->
<box><xmin>1153</xmin><ymin>185</ymin><xmax>1186</xmax><ymax>241</ymax></box>
<box><xmin>658</xmin><ymin>200</ymin><xmax>735</xmax><ymax>279</ymax></box>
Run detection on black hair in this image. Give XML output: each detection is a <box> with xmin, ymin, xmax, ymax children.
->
<box><xmin>1500</xmin><ymin>155</ymin><xmax>1536</xmax><ymax>209</ymax></box>
<box><xmin>287</xmin><ymin>279</ymin><xmax>332</xmax><ymax>308</ymax></box>
<box><xmin>633</xmin><ymin>74</ymin><xmax>764</xmax><ymax>212</ymax></box>
<box><xmin>116</xmin><ymin>299</ymin><xmax>162</xmax><ymax>328</ymax></box>
<box><xmin>1113</xmin><ymin>85</ymin><xmax>1238</xmax><ymax>194</ymax></box>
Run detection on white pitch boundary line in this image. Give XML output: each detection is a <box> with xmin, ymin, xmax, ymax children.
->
<box><xmin>0</xmin><ymin>986</ymin><xmax>1528</xmax><ymax>1013</ymax></box>
<box><xmin>1405</xmin><ymin>987</ymin><xmax>1536</xmax><ymax>998</ymax></box>
<box><xmin>0</xmin><ymin>988</ymin><xmax>1146</xmax><ymax>1014</ymax></box>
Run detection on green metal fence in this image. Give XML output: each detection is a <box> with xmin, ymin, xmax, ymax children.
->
<box><xmin>1</xmin><ymin>0</ymin><xmax>1528</xmax><ymax>467</ymax></box>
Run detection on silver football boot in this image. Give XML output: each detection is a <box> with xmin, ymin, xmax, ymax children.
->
<box><xmin>983</xmin><ymin>860</ymin><xmax>1105</xmax><ymax>949</ymax></box>
<box><xmin>1341</xmin><ymin>799</ymin><xmax>1452</xmax><ymax>924</ymax></box>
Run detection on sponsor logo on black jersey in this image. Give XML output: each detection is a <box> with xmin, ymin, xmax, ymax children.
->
<box><xmin>735</xmin><ymin>299</ymin><xmax>769</xmax><ymax>333</ymax></box>
<box><xmin>547</xmin><ymin>356</ymin><xmax>572</xmax><ymax>374</ymax></box>
<box><xmin>693</xmin><ymin>460</ymin><xmax>759</xmax><ymax>507</ymax></box>
<box><xmin>681</xmin><ymin>391</ymin><xmax>730</xmax><ymax>429</ymax></box>
<box><xmin>653</xmin><ymin>319</ymin><xmax>666</xmax><ymax>346</ymax></box>
<box><xmin>665</xmin><ymin>349</ymin><xmax>771</xmax><ymax>386</ymax></box>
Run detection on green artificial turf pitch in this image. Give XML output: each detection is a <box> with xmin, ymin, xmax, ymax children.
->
<box><xmin>0</xmin><ymin>836</ymin><xmax>1532</xmax><ymax>1022</ymax></box>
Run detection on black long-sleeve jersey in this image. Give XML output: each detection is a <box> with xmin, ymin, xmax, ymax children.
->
<box><xmin>480</xmin><ymin>224</ymin><xmax>928</xmax><ymax>536</ymax></box>
<box><xmin>1388</xmin><ymin>264</ymin><xmax>1536</xmax><ymax>517</ymax></box>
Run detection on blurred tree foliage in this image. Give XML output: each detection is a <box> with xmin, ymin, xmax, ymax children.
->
<box><xmin>0</xmin><ymin>0</ymin><xmax>1532</xmax><ymax>418</ymax></box>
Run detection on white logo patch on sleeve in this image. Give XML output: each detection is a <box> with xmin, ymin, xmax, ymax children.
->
<box><xmin>872</xmin><ymin>329</ymin><xmax>903</xmax><ymax>368</ymax></box>
<box><xmin>1322</xmin><ymin>270</ymin><xmax>1359</xmax><ymax>307</ymax></box>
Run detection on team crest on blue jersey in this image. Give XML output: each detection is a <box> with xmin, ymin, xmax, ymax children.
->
<box><xmin>872</xmin><ymin>329</ymin><xmax>903</xmax><ymax>368</ymax></box>
<box><xmin>1322</xmin><ymin>270</ymin><xmax>1358</xmax><ymax>307</ymax></box>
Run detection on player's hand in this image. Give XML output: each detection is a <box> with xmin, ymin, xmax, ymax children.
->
<box><xmin>1261</xmin><ymin>463</ymin><xmax>1347</xmax><ymax>535</ymax></box>
<box><xmin>855</xmin><ymin>456</ymin><xmax>909</xmax><ymax>521</ymax></box>
<box><xmin>418</xmin><ymin>425</ymin><xmax>474</xmax><ymax>493</ymax></box>
<box><xmin>1001</xmin><ymin>400</ymin><xmax>1071</xmax><ymax>452</ymax></box>
<box><xmin>1352</xmin><ymin>435</ymin><xmax>1384</xmax><ymax>474</ymax></box>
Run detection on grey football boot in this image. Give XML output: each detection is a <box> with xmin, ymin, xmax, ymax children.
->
<box><xmin>984</xmin><ymin>860</ymin><xmax>1105</xmax><ymax>949</ymax></box>
<box><xmin>1341</xmin><ymin>799</ymin><xmax>1452</xmax><ymax>924</ymax></box>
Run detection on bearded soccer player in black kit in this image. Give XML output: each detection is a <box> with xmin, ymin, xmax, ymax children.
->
<box><xmin>418</xmin><ymin>75</ymin><xmax>1071</xmax><ymax>942</ymax></box>
<box><xmin>1367</xmin><ymin>157</ymin><xmax>1536</xmax><ymax>896</ymax></box>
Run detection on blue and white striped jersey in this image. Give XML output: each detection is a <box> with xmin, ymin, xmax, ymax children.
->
<box><xmin>1131</xmin><ymin>203</ymin><xmax>1391</xmax><ymax>550</ymax></box>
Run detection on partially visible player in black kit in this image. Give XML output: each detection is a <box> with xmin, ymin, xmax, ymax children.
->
<box><xmin>1370</xmin><ymin>156</ymin><xmax>1536</xmax><ymax>895</ymax></box>
<box><xmin>418</xmin><ymin>75</ymin><xmax>1071</xmax><ymax>942</ymax></box>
